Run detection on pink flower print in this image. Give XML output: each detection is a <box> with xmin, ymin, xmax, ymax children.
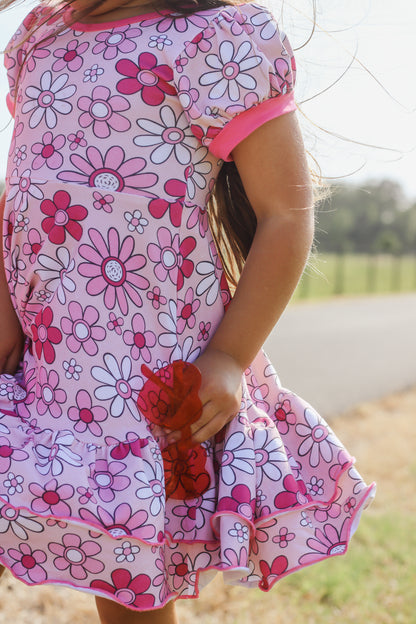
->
<box><xmin>31</xmin><ymin>131</ymin><xmax>66</xmax><ymax>170</ymax></box>
<box><xmin>36</xmin><ymin>367</ymin><xmax>67</xmax><ymax>417</ymax></box>
<box><xmin>313</xmin><ymin>487</ymin><xmax>342</xmax><ymax>523</ymax></box>
<box><xmin>0</xmin><ymin>437</ymin><xmax>28</xmax><ymax>474</ymax></box>
<box><xmin>177</xmin><ymin>287</ymin><xmax>200</xmax><ymax>334</ymax></box>
<box><xmin>171</xmin><ymin>489</ymin><xmax>216</xmax><ymax>535</ymax></box>
<box><xmin>184</xmin><ymin>27</ymin><xmax>216</xmax><ymax>58</ymax></box>
<box><xmin>223</xmin><ymin>546</ymin><xmax>248</xmax><ymax>569</ymax></box>
<box><xmin>216</xmin><ymin>9</ymin><xmax>254</xmax><ymax>37</ymax></box>
<box><xmin>274</xmin><ymin>395</ymin><xmax>296</xmax><ymax>435</ymax></box>
<box><xmin>13</xmin><ymin>143</ymin><xmax>27</xmax><ymax>166</ymax></box>
<box><xmin>168</xmin><ymin>552</ymin><xmax>189</xmax><ymax>590</ymax></box>
<box><xmin>123</xmin><ymin>313</ymin><xmax>156</xmax><ymax>362</ymax></box>
<box><xmin>307</xmin><ymin>475</ymin><xmax>324</xmax><ymax>497</ymax></box>
<box><xmin>146</xmin><ymin>286</ymin><xmax>167</xmax><ymax>310</ymax></box>
<box><xmin>272</xmin><ymin>526</ymin><xmax>295</xmax><ymax>548</ymax></box>
<box><xmin>25</xmin><ymin>34</ymin><xmax>55</xmax><ymax>73</ymax></box>
<box><xmin>344</xmin><ymin>496</ymin><xmax>357</xmax><ymax>515</ymax></box>
<box><xmin>174</xmin><ymin>56</ymin><xmax>188</xmax><ymax>74</ymax></box>
<box><xmin>229</xmin><ymin>521</ymin><xmax>250</xmax><ymax>543</ymax></box>
<box><xmin>250</xmin><ymin>7</ymin><xmax>278</xmax><ymax>40</ymax></box>
<box><xmin>254</xmin><ymin>428</ymin><xmax>286</xmax><ymax>486</ymax></box>
<box><xmin>68</xmin><ymin>390</ymin><xmax>107</xmax><ymax>437</ymax></box>
<box><xmin>177</xmin><ymin>75</ymin><xmax>201</xmax><ymax>120</ymax></box>
<box><xmin>226</xmin><ymin>91</ymin><xmax>260</xmax><ymax>115</ymax></box>
<box><xmin>40</xmin><ymin>190</ymin><xmax>87</xmax><ymax>245</ymax></box>
<box><xmin>49</xmin><ymin>533</ymin><xmax>104</xmax><ymax>580</ymax></box>
<box><xmin>200</xmin><ymin>40</ymin><xmax>262</xmax><ymax>101</ymax></box>
<box><xmin>148</xmin><ymin>178</ymin><xmax>186</xmax><ymax>227</ymax></box>
<box><xmin>60</xmin><ymin>300</ymin><xmax>106</xmax><ymax>356</ymax></box>
<box><xmin>197</xmin><ymin>320</ymin><xmax>211</xmax><ymax>341</ymax></box>
<box><xmin>300</xmin><ymin>521</ymin><xmax>349</xmax><ymax>565</ymax></box>
<box><xmin>134</xmin><ymin>104</ymin><xmax>197</xmax><ymax>165</ymax></box>
<box><xmin>3</xmin><ymin>472</ymin><xmax>24</xmax><ymax>495</ymax></box>
<box><xmin>7</xmin><ymin>167</ymin><xmax>45</xmax><ymax>213</ymax></box>
<box><xmin>58</xmin><ymin>145</ymin><xmax>157</xmax><ymax>197</ymax></box>
<box><xmin>22</xmin><ymin>70</ymin><xmax>76</xmax><ymax>129</ymax></box>
<box><xmin>272</xmin><ymin>56</ymin><xmax>292</xmax><ymax>94</ymax></box>
<box><xmin>91</xmin><ymin>353</ymin><xmax>142</xmax><ymax>418</ymax></box>
<box><xmin>31</xmin><ymin>307</ymin><xmax>62</xmax><ymax>365</ymax></box>
<box><xmin>107</xmin><ymin>432</ymin><xmax>149</xmax><ymax>461</ymax></box>
<box><xmin>116</xmin><ymin>52</ymin><xmax>176</xmax><ymax>105</ymax></box>
<box><xmin>296</xmin><ymin>408</ymin><xmax>338</xmax><ymax>468</ymax></box>
<box><xmin>78</xmin><ymin>85</ymin><xmax>131</xmax><ymax>139</ymax></box>
<box><xmin>68</xmin><ymin>129</ymin><xmax>87</xmax><ymax>151</ymax></box>
<box><xmin>114</xmin><ymin>540</ymin><xmax>140</xmax><ymax>563</ymax></box>
<box><xmin>107</xmin><ymin>312</ymin><xmax>124</xmax><ymax>335</ymax></box>
<box><xmin>76</xmin><ymin>485</ymin><xmax>97</xmax><ymax>505</ymax></box>
<box><xmin>52</xmin><ymin>39</ymin><xmax>89</xmax><ymax>72</ymax></box>
<box><xmin>78</xmin><ymin>227</ymin><xmax>149</xmax><ymax>315</ymax></box>
<box><xmin>88</xmin><ymin>459</ymin><xmax>130</xmax><ymax>504</ymax></box>
<box><xmin>22</xmin><ymin>228</ymin><xmax>43</xmax><ymax>264</ymax></box>
<box><xmin>93</xmin><ymin>25</ymin><xmax>142</xmax><ymax>60</ymax></box>
<box><xmin>79</xmin><ymin>502</ymin><xmax>155</xmax><ymax>540</ymax></box>
<box><xmin>8</xmin><ymin>543</ymin><xmax>47</xmax><ymax>583</ymax></box>
<box><xmin>29</xmin><ymin>478</ymin><xmax>74</xmax><ymax>516</ymax></box>
<box><xmin>144</xmin><ymin>11</ymin><xmax>210</xmax><ymax>34</ymax></box>
<box><xmin>83</xmin><ymin>63</ymin><xmax>104</xmax><ymax>83</ymax></box>
<box><xmin>90</xmin><ymin>568</ymin><xmax>155</xmax><ymax>610</ymax></box>
<box><xmin>93</xmin><ymin>191</ymin><xmax>114</xmax><ymax>213</ymax></box>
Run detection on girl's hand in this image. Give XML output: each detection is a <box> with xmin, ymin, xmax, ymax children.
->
<box><xmin>0</xmin><ymin>296</ymin><xmax>25</xmax><ymax>375</ymax></box>
<box><xmin>167</xmin><ymin>348</ymin><xmax>244</xmax><ymax>447</ymax></box>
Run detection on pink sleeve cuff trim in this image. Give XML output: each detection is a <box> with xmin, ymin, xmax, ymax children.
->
<box><xmin>209</xmin><ymin>91</ymin><xmax>297</xmax><ymax>162</ymax></box>
<box><xmin>6</xmin><ymin>93</ymin><xmax>15</xmax><ymax>118</ymax></box>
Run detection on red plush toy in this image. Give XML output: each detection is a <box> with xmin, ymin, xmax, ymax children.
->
<box><xmin>138</xmin><ymin>360</ymin><xmax>211</xmax><ymax>500</ymax></box>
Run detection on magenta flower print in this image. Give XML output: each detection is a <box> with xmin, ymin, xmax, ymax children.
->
<box><xmin>68</xmin><ymin>389</ymin><xmax>107</xmax><ymax>437</ymax></box>
<box><xmin>147</xmin><ymin>227</ymin><xmax>195</xmax><ymax>290</ymax></box>
<box><xmin>52</xmin><ymin>39</ymin><xmax>89</xmax><ymax>72</ymax></box>
<box><xmin>22</xmin><ymin>70</ymin><xmax>76</xmax><ymax>129</ymax></box>
<box><xmin>60</xmin><ymin>300</ymin><xmax>106</xmax><ymax>356</ymax></box>
<box><xmin>116</xmin><ymin>52</ymin><xmax>176</xmax><ymax>105</ymax></box>
<box><xmin>58</xmin><ymin>145</ymin><xmax>157</xmax><ymax>197</ymax></box>
<box><xmin>78</xmin><ymin>85</ymin><xmax>131</xmax><ymax>139</ymax></box>
<box><xmin>197</xmin><ymin>320</ymin><xmax>211</xmax><ymax>341</ymax></box>
<box><xmin>216</xmin><ymin>9</ymin><xmax>255</xmax><ymax>37</ymax></box>
<box><xmin>49</xmin><ymin>533</ymin><xmax>104</xmax><ymax>580</ymax></box>
<box><xmin>123</xmin><ymin>313</ymin><xmax>156</xmax><ymax>362</ymax></box>
<box><xmin>29</xmin><ymin>477</ymin><xmax>74</xmax><ymax>516</ymax></box>
<box><xmin>274</xmin><ymin>394</ymin><xmax>296</xmax><ymax>435</ymax></box>
<box><xmin>90</xmin><ymin>568</ymin><xmax>155</xmax><ymax>609</ymax></box>
<box><xmin>36</xmin><ymin>367</ymin><xmax>67</xmax><ymax>418</ymax></box>
<box><xmin>88</xmin><ymin>459</ymin><xmax>130</xmax><ymax>504</ymax></box>
<box><xmin>31</xmin><ymin>131</ymin><xmax>66</xmax><ymax>170</ymax></box>
<box><xmin>177</xmin><ymin>287</ymin><xmax>200</xmax><ymax>334</ymax></box>
<box><xmin>93</xmin><ymin>25</ymin><xmax>142</xmax><ymax>60</ymax></box>
<box><xmin>25</xmin><ymin>34</ymin><xmax>55</xmax><ymax>73</ymax></box>
<box><xmin>40</xmin><ymin>190</ymin><xmax>87</xmax><ymax>245</ymax></box>
<box><xmin>184</xmin><ymin>26</ymin><xmax>216</xmax><ymax>58</ymax></box>
<box><xmin>78</xmin><ymin>227</ymin><xmax>149</xmax><ymax>315</ymax></box>
<box><xmin>22</xmin><ymin>228</ymin><xmax>43</xmax><ymax>263</ymax></box>
<box><xmin>8</xmin><ymin>543</ymin><xmax>47</xmax><ymax>583</ymax></box>
<box><xmin>148</xmin><ymin>178</ymin><xmax>186</xmax><ymax>227</ymax></box>
<box><xmin>31</xmin><ymin>307</ymin><xmax>62</xmax><ymax>364</ymax></box>
<box><xmin>200</xmin><ymin>40</ymin><xmax>262</xmax><ymax>101</ymax></box>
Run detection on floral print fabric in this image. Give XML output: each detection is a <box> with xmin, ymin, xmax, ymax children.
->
<box><xmin>0</xmin><ymin>1</ymin><xmax>375</xmax><ymax>612</ymax></box>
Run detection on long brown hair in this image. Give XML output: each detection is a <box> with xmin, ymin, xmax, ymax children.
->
<box><xmin>0</xmin><ymin>0</ymin><xmax>282</xmax><ymax>287</ymax></box>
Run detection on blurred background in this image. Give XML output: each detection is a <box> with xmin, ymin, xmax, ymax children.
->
<box><xmin>0</xmin><ymin>1</ymin><xmax>415</xmax><ymax>622</ymax></box>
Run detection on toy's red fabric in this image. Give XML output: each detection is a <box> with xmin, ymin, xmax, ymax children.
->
<box><xmin>138</xmin><ymin>361</ymin><xmax>210</xmax><ymax>500</ymax></box>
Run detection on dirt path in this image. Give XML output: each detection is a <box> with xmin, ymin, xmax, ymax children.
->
<box><xmin>0</xmin><ymin>385</ymin><xmax>415</xmax><ymax>623</ymax></box>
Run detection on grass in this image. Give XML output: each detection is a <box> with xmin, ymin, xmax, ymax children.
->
<box><xmin>293</xmin><ymin>253</ymin><xmax>416</xmax><ymax>300</ymax></box>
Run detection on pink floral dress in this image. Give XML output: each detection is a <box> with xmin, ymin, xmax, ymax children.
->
<box><xmin>0</xmin><ymin>1</ymin><xmax>375</xmax><ymax>612</ymax></box>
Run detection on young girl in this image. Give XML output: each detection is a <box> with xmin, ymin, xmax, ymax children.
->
<box><xmin>0</xmin><ymin>0</ymin><xmax>375</xmax><ymax>621</ymax></box>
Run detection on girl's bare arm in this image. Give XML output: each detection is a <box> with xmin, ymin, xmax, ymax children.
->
<box><xmin>0</xmin><ymin>192</ymin><xmax>25</xmax><ymax>374</ymax></box>
<box><xmin>171</xmin><ymin>111</ymin><xmax>314</xmax><ymax>445</ymax></box>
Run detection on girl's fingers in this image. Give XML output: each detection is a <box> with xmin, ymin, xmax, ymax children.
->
<box><xmin>190</xmin><ymin>411</ymin><xmax>235</xmax><ymax>445</ymax></box>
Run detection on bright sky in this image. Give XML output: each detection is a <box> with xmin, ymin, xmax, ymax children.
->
<box><xmin>0</xmin><ymin>0</ymin><xmax>415</xmax><ymax>199</ymax></box>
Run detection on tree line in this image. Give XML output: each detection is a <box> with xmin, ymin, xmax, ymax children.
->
<box><xmin>315</xmin><ymin>179</ymin><xmax>416</xmax><ymax>255</ymax></box>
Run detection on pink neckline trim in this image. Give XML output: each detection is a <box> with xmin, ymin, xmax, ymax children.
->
<box><xmin>65</xmin><ymin>6</ymin><xmax>173</xmax><ymax>31</ymax></box>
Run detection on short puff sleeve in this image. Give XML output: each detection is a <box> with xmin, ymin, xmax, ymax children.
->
<box><xmin>173</xmin><ymin>3</ymin><xmax>297</xmax><ymax>162</ymax></box>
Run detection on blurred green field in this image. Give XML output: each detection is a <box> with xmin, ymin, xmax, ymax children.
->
<box><xmin>293</xmin><ymin>253</ymin><xmax>416</xmax><ymax>300</ymax></box>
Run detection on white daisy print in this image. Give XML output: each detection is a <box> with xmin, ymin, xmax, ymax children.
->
<box><xmin>22</xmin><ymin>71</ymin><xmax>76</xmax><ymax>129</ymax></box>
